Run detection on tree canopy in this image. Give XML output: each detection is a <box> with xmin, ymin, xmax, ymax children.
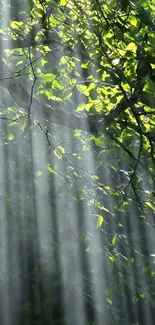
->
<box><xmin>0</xmin><ymin>0</ymin><xmax>155</xmax><ymax>325</ymax></box>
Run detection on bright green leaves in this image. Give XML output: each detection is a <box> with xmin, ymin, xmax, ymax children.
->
<box><xmin>119</xmin><ymin>127</ymin><xmax>132</xmax><ymax>144</ymax></box>
<box><xmin>40</xmin><ymin>73</ymin><xmax>55</xmax><ymax>83</ymax></box>
<box><xmin>55</xmin><ymin>146</ymin><xmax>65</xmax><ymax>158</ymax></box>
<box><xmin>7</xmin><ymin>134</ymin><xmax>15</xmax><ymax>141</ymax></box>
<box><xmin>9</xmin><ymin>121</ymin><xmax>17</xmax><ymax>127</ymax></box>
<box><xmin>47</xmin><ymin>164</ymin><xmax>58</xmax><ymax>176</ymax></box>
<box><xmin>97</xmin><ymin>215</ymin><xmax>104</xmax><ymax>228</ymax></box>
<box><xmin>16</xmin><ymin>60</ymin><xmax>24</xmax><ymax>66</ymax></box>
<box><xmin>112</xmin><ymin>234</ymin><xmax>117</xmax><ymax>247</ymax></box>
<box><xmin>39</xmin><ymin>73</ymin><xmax>64</xmax><ymax>101</ymax></box>
<box><xmin>108</xmin><ymin>255</ymin><xmax>116</xmax><ymax>263</ymax></box>
<box><xmin>126</xmin><ymin>42</ymin><xmax>137</xmax><ymax>53</ymax></box>
<box><xmin>77</xmin><ymin>102</ymin><xmax>86</xmax><ymax>111</ymax></box>
<box><xmin>10</xmin><ymin>21</ymin><xmax>23</xmax><ymax>29</ymax></box>
<box><xmin>145</xmin><ymin>201</ymin><xmax>155</xmax><ymax>211</ymax></box>
<box><xmin>77</xmin><ymin>82</ymin><xmax>96</xmax><ymax>97</ymax></box>
<box><xmin>138</xmin><ymin>288</ymin><xmax>145</xmax><ymax>298</ymax></box>
<box><xmin>52</xmin><ymin>79</ymin><xmax>63</xmax><ymax>90</ymax></box>
<box><xmin>76</xmin><ymin>83</ymin><xmax>101</xmax><ymax>112</ymax></box>
<box><xmin>57</xmin><ymin>146</ymin><xmax>65</xmax><ymax>154</ymax></box>
<box><xmin>94</xmin><ymin>137</ymin><xmax>104</xmax><ymax>147</ymax></box>
<box><xmin>105</xmin><ymin>288</ymin><xmax>113</xmax><ymax>305</ymax></box>
<box><xmin>73</xmin><ymin>130</ymin><xmax>81</xmax><ymax>137</ymax></box>
<box><xmin>31</xmin><ymin>0</ymin><xmax>45</xmax><ymax>18</ymax></box>
<box><xmin>59</xmin><ymin>56</ymin><xmax>71</xmax><ymax>66</ymax></box>
<box><xmin>129</xmin><ymin>15</ymin><xmax>138</xmax><ymax>27</ymax></box>
<box><xmin>10</xmin><ymin>20</ymin><xmax>25</xmax><ymax>40</ymax></box>
<box><xmin>53</xmin><ymin>146</ymin><xmax>65</xmax><ymax>159</ymax></box>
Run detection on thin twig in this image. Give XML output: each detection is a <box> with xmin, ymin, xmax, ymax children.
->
<box><xmin>27</xmin><ymin>47</ymin><xmax>37</xmax><ymax>116</ymax></box>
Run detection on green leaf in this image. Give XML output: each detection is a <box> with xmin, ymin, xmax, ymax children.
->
<box><xmin>126</xmin><ymin>42</ymin><xmax>137</xmax><ymax>53</ymax></box>
<box><xmin>77</xmin><ymin>102</ymin><xmax>86</xmax><ymax>111</ymax></box>
<box><xmin>47</xmin><ymin>165</ymin><xmax>58</xmax><ymax>175</ymax></box>
<box><xmin>77</xmin><ymin>84</ymin><xmax>87</xmax><ymax>93</ymax></box>
<box><xmin>97</xmin><ymin>215</ymin><xmax>104</xmax><ymax>228</ymax></box>
<box><xmin>129</xmin><ymin>16</ymin><xmax>137</xmax><ymax>26</ymax></box>
<box><xmin>60</xmin><ymin>0</ymin><xmax>67</xmax><ymax>5</ymax></box>
<box><xmin>104</xmin><ymin>185</ymin><xmax>111</xmax><ymax>191</ymax></box>
<box><xmin>138</xmin><ymin>289</ymin><xmax>145</xmax><ymax>298</ymax></box>
<box><xmin>112</xmin><ymin>234</ymin><xmax>117</xmax><ymax>247</ymax></box>
<box><xmin>105</xmin><ymin>288</ymin><xmax>113</xmax><ymax>305</ymax></box>
<box><xmin>73</xmin><ymin>130</ymin><xmax>81</xmax><ymax>137</ymax></box>
<box><xmin>145</xmin><ymin>201</ymin><xmax>155</xmax><ymax>211</ymax></box>
<box><xmin>60</xmin><ymin>56</ymin><xmax>68</xmax><ymax>65</ymax></box>
<box><xmin>9</xmin><ymin>121</ymin><xmax>17</xmax><ymax>127</ymax></box>
<box><xmin>109</xmin><ymin>255</ymin><xmax>116</xmax><ymax>263</ymax></box>
<box><xmin>118</xmin><ymin>223</ymin><xmax>123</xmax><ymax>227</ymax></box>
<box><xmin>35</xmin><ymin>171</ymin><xmax>43</xmax><ymax>176</ymax></box>
<box><xmin>16</xmin><ymin>60</ymin><xmax>23</xmax><ymax>66</ymax></box>
<box><xmin>52</xmin><ymin>79</ymin><xmax>63</xmax><ymax>90</ymax></box>
<box><xmin>105</xmin><ymin>32</ymin><xmax>113</xmax><ymax>38</ymax></box>
<box><xmin>95</xmin><ymin>137</ymin><xmax>103</xmax><ymax>147</ymax></box>
<box><xmin>10</xmin><ymin>21</ymin><xmax>23</xmax><ymax>29</ymax></box>
<box><xmin>8</xmin><ymin>134</ymin><xmax>15</xmax><ymax>140</ymax></box>
<box><xmin>40</xmin><ymin>73</ymin><xmax>55</xmax><ymax>82</ymax></box>
<box><xmin>41</xmin><ymin>59</ymin><xmax>48</xmax><ymax>66</ymax></box>
<box><xmin>57</xmin><ymin>146</ymin><xmax>65</xmax><ymax>154</ymax></box>
<box><xmin>107</xmin><ymin>298</ymin><xmax>112</xmax><ymax>305</ymax></box>
<box><xmin>81</xmin><ymin>62</ymin><xmax>89</xmax><ymax>68</ymax></box>
<box><xmin>93</xmin><ymin>175</ymin><xmax>99</xmax><ymax>180</ymax></box>
<box><xmin>54</xmin><ymin>150</ymin><xmax>62</xmax><ymax>159</ymax></box>
<box><xmin>7</xmin><ymin>107</ymin><xmax>16</xmax><ymax>113</ymax></box>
